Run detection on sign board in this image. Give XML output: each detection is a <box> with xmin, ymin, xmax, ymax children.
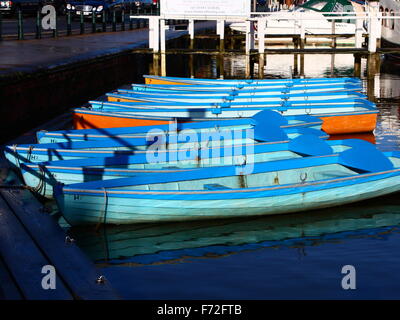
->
<box><xmin>160</xmin><ymin>0</ymin><xmax>251</xmax><ymax>18</ymax></box>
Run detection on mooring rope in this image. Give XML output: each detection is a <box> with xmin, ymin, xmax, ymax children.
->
<box><xmin>32</xmin><ymin>165</ymin><xmax>45</xmax><ymax>194</ymax></box>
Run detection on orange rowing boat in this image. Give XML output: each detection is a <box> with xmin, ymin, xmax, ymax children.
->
<box><xmin>72</xmin><ymin>108</ymin><xmax>378</xmax><ymax>135</ymax></box>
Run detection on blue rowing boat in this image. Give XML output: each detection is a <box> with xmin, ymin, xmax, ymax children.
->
<box><xmin>20</xmin><ymin>135</ymin><xmax>357</xmax><ymax>199</ymax></box>
<box><xmin>129</xmin><ymin>82</ymin><xmax>363</xmax><ymax>95</ymax></box>
<box><xmin>53</xmin><ymin>140</ymin><xmax>400</xmax><ymax>225</ymax></box>
<box><xmin>90</xmin><ymin>97</ymin><xmax>371</xmax><ymax>111</ymax></box>
<box><xmin>75</xmin><ymin>98</ymin><xmax>378</xmax><ymax>134</ymax></box>
<box><xmin>106</xmin><ymin>90</ymin><xmax>367</xmax><ymax>104</ymax></box>
<box><xmin>4</xmin><ymin>125</ymin><xmax>327</xmax><ymax>167</ymax></box>
<box><xmin>143</xmin><ymin>75</ymin><xmax>362</xmax><ymax>87</ymax></box>
<box><xmin>38</xmin><ymin>110</ymin><xmax>322</xmax><ymax>143</ymax></box>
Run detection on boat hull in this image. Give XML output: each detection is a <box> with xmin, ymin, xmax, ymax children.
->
<box><xmin>22</xmin><ymin>135</ymin><xmax>355</xmax><ymax>199</ymax></box>
<box><xmin>143</xmin><ymin>78</ymin><xmax>361</xmax><ymax>86</ymax></box>
<box><xmin>73</xmin><ymin>110</ymin><xmax>377</xmax><ymax>135</ymax></box>
<box><xmin>56</xmin><ymin>170</ymin><xmax>400</xmax><ymax>225</ymax></box>
<box><xmin>106</xmin><ymin>91</ymin><xmax>366</xmax><ymax>104</ymax></box>
<box><xmin>145</xmin><ymin>78</ymin><xmax>191</xmax><ymax>85</ymax></box>
<box><xmin>380</xmin><ymin>0</ymin><xmax>400</xmax><ymax>46</ymax></box>
<box><xmin>73</xmin><ymin>112</ymin><xmax>169</xmax><ymax>129</ymax></box>
<box><xmin>320</xmin><ymin>112</ymin><xmax>377</xmax><ymax>134</ymax></box>
<box><xmin>143</xmin><ymin>76</ymin><xmax>362</xmax><ymax>86</ymax></box>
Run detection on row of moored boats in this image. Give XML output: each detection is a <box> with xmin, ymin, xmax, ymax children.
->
<box><xmin>4</xmin><ymin>75</ymin><xmax>400</xmax><ymax>225</ymax></box>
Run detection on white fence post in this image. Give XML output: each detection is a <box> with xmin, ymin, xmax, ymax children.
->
<box><xmin>376</xmin><ymin>12</ymin><xmax>382</xmax><ymax>48</ymax></box>
<box><xmin>149</xmin><ymin>17</ymin><xmax>154</xmax><ymax>50</ymax></box>
<box><xmin>258</xmin><ymin>17</ymin><xmax>266</xmax><ymax>53</ymax></box>
<box><xmin>188</xmin><ymin>19</ymin><xmax>195</xmax><ymax>40</ymax></box>
<box><xmin>245</xmin><ymin>20</ymin><xmax>250</xmax><ymax>54</ymax></box>
<box><xmin>355</xmin><ymin>16</ymin><xmax>363</xmax><ymax>48</ymax></box>
<box><xmin>150</xmin><ymin>17</ymin><xmax>160</xmax><ymax>53</ymax></box>
<box><xmin>368</xmin><ymin>15</ymin><xmax>377</xmax><ymax>53</ymax></box>
<box><xmin>160</xmin><ymin>19</ymin><xmax>166</xmax><ymax>53</ymax></box>
<box><xmin>217</xmin><ymin>20</ymin><xmax>225</xmax><ymax>39</ymax></box>
<box><xmin>245</xmin><ymin>20</ymin><xmax>255</xmax><ymax>54</ymax></box>
<box><xmin>368</xmin><ymin>1</ymin><xmax>379</xmax><ymax>53</ymax></box>
<box><xmin>299</xmin><ymin>13</ymin><xmax>305</xmax><ymax>49</ymax></box>
<box><xmin>217</xmin><ymin>19</ymin><xmax>225</xmax><ymax>51</ymax></box>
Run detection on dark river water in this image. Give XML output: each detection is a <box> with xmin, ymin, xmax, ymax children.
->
<box><xmin>69</xmin><ymin>52</ymin><xmax>400</xmax><ymax>299</ymax></box>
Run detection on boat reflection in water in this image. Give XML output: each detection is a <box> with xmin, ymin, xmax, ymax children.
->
<box><xmin>70</xmin><ymin>194</ymin><xmax>400</xmax><ymax>266</ymax></box>
<box><xmin>328</xmin><ymin>133</ymin><xmax>376</xmax><ymax>144</ymax></box>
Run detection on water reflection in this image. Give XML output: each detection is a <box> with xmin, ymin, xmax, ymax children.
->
<box><xmin>154</xmin><ymin>53</ymin><xmax>368</xmax><ymax>80</ymax></box>
<box><xmin>71</xmin><ymin>194</ymin><xmax>400</xmax><ymax>266</ymax></box>
<box><xmin>328</xmin><ymin>133</ymin><xmax>376</xmax><ymax>144</ymax></box>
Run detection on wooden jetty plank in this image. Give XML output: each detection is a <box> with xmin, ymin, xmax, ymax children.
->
<box><xmin>0</xmin><ymin>188</ymin><xmax>120</xmax><ymax>300</ymax></box>
<box><xmin>0</xmin><ymin>256</ymin><xmax>22</xmax><ymax>300</ymax></box>
<box><xmin>0</xmin><ymin>194</ymin><xmax>73</xmax><ymax>300</ymax></box>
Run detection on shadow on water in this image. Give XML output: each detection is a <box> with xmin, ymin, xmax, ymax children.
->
<box><xmin>69</xmin><ymin>193</ymin><xmax>400</xmax><ymax>267</ymax></box>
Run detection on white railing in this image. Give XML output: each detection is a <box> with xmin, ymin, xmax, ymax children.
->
<box><xmin>246</xmin><ymin>10</ymin><xmax>400</xmax><ymax>53</ymax></box>
<box><xmin>132</xmin><ymin>6</ymin><xmax>400</xmax><ymax>54</ymax></box>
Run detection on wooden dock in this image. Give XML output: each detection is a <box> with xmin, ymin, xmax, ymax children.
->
<box><xmin>0</xmin><ymin>135</ymin><xmax>120</xmax><ymax>299</ymax></box>
<box><xmin>131</xmin><ymin>46</ymin><xmax>400</xmax><ymax>56</ymax></box>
